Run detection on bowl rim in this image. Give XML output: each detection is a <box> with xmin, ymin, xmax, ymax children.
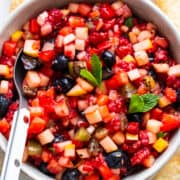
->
<box><xmin>0</xmin><ymin>0</ymin><xmax>179</xmax><ymax>180</ymax></box>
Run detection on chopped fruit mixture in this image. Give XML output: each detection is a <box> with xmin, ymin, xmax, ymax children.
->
<box><xmin>0</xmin><ymin>1</ymin><xmax>180</xmax><ymax>179</ymax></box>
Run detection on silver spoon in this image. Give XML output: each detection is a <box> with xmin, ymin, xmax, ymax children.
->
<box><xmin>1</xmin><ymin>50</ymin><xmax>30</xmax><ymax>180</ymax></box>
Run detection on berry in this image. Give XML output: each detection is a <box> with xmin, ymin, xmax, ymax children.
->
<box><xmin>89</xmin><ymin>32</ymin><xmax>108</xmax><ymax>45</ymax></box>
<box><xmin>126</xmin><ymin>122</ymin><xmax>139</xmax><ymax>134</ymax></box>
<box><xmin>100</xmin><ymin>4</ymin><xmax>115</xmax><ymax>20</ymax></box>
<box><xmin>0</xmin><ymin>95</ymin><xmax>9</xmax><ymax>118</ymax></box>
<box><xmin>101</xmin><ymin>51</ymin><xmax>115</xmax><ymax>68</ymax></box>
<box><xmin>39</xmin><ymin>162</ymin><xmax>54</xmax><ymax>177</ymax></box>
<box><xmin>62</xmin><ymin>168</ymin><xmax>80</xmax><ymax>180</ymax></box>
<box><xmin>102</xmin><ymin>68</ymin><xmax>114</xmax><ymax>80</ymax></box>
<box><xmin>126</xmin><ymin>113</ymin><xmax>142</xmax><ymax>123</ymax></box>
<box><xmin>53</xmin><ymin>134</ymin><xmax>66</xmax><ymax>143</ymax></box>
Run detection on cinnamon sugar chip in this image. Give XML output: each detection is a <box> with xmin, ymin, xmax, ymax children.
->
<box><xmin>10</xmin><ymin>0</ymin><xmax>24</xmax><ymax>12</ymax></box>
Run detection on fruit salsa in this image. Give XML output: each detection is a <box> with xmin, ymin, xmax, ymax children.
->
<box><xmin>0</xmin><ymin>1</ymin><xmax>180</xmax><ymax>179</ymax></box>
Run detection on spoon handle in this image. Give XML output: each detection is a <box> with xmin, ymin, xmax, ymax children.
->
<box><xmin>1</xmin><ymin>108</ymin><xmax>30</xmax><ymax>180</ymax></box>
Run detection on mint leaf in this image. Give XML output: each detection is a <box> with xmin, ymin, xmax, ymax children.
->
<box><xmin>91</xmin><ymin>54</ymin><xmax>102</xmax><ymax>85</ymax></box>
<box><xmin>157</xmin><ymin>132</ymin><xmax>167</xmax><ymax>138</ymax></box>
<box><xmin>128</xmin><ymin>94</ymin><xmax>144</xmax><ymax>113</ymax></box>
<box><xmin>80</xmin><ymin>69</ymin><xmax>98</xmax><ymax>86</ymax></box>
<box><xmin>125</xmin><ymin>17</ymin><xmax>133</xmax><ymax>28</ymax></box>
<box><xmin>141</xmin><ymin>94</ymin><xmax>159</xmax><ymax>112</ymax></box>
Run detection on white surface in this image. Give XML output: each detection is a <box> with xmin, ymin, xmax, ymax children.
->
<box><xmin>0</xmin><ymin>0</ymin><xmax>11</xmax><ymax>27</ymax></box>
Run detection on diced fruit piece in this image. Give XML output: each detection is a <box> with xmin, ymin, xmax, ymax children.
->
<box><xmin>133</xmin><ymin>39</ymin><xmax>153</xmax><ymax>51</ymax></box>
<box><xmin>126</xmin><ymin>133</ymin><xmax>139</xmax><ymax>141</ymax></box>
<box><xmin>66</xmin><ymin>84</ymin><xmax>87</xmax><ymax>96</ymax></box>
<box><xmin>168</xmin><ymin>65</ymin><xmax>180</xmax><ymax>77</ymax></box>
<box><xmin>3</xmin><ymin>40</ymin><xmax>17</xmax><ymax>57</ymax></box>
<box><xmin>100</xmin><ymin>3</ymin><xmax>115</xmax><ymax>20</ymax></box>
<box><xmin>76</xmin><ymin>148</ymin><xmax>90</xmax><ymax>159</ymax></box>
<box><xmin>86</xmin><ymin>125</ymin><xmax>95</xmax><ymax>135</ymax></box>
<box><xmin>0</xmin><ymin>80</ymin><xmax>9</xmax><ymax>94</ymax></box>
<box><xmin>68</xmin><ymin>16</ymin><xmax>85</xmax><ymax>28</ymax></box>
<box><xmin>78</xmin><ymin>4</ymin><xmax>92</xmax><ymax>17</ymax></box>
<box><xmin>147</xmin><ymin>131</ymin><xmax>157</xmax><ymax>144</ymax></box>
<box><xmin>47</xmin><ymin>159</ymin><xmax>64</xmax><ymax>174</ymax></box>
<box><xmin>27</xmin><ymin>140</ymin><xmax>42</xmax><ymax>156</ymax></box>
<box><xmin>29</xmin><ymin>106</ymin><xmax>44</xmax><ymax>117</ymax></box>
<box><xmin>39</xmin><ymin>73</ymin><xmax>50</xmax><ymax>87</ymax></box>
<box><xmin>161</xmin><ymin>113</ymin><xmax>180</xmax><ymax>132</ymax></box>
<box><xmin>23</xmin><ymin>40</ymin><xmax>40</xmax><ymax>57</ymax></box>
<box><xmin>41</xmin><ymin>22</ymin><xmax>53</xmax><ymax>36</ymax></box>
<box><xmin>37</xmin><ymin>129</ymin><xmax>54</xmax><ymax>145</ymax></box>
<box><xmin>25</xmin><ymin>71</ymin><xmax>41</xmax><ymax>88</ymax></box>
<box><xmin>100</xmin><ymin>136</ymin><xmax>118</xmax><ymax>153</ymax></box>
<box><xmin>75</xmin><ymin>39</ymin><xmax>86</xmax><ymax>51</ymax></box>
<box><xmin>137</xmin><ymin>30</ymin><xmax>152</xmax><ymax>42</ymax></box>
<box><xmin>55</xmin><ymin>35</ymin><xmax>64</xmax><ymax>48</ymax></box>
<box><xmin>42</xmin><ymin>42</ymin><xmax>54</xmax><ymax>51</ymax></box>
<box><xmin>144</xmin><ymin>75</ymin><xmax>156</xmax><ymax>89</ymax></box>
<box><xmin>38</xmin><ymin>50</ymin><xmax>55</xmax><ymax>62</ymax></box>
<box><xmin>0</xmin><ymin>118</ymin><xmax>9</xmax><ymax>134</ymax></box>
<box><xmin>112</xmin><ymin>131</ymin><xmax>125</xmax><ymax>145</ymax></box>
<box><xmin>128</xmin><ymin>69</ymin><xmax>141</xmax><ymax>81</ymax></box>
<box><xmin>64</xmin><ymin>144</ymin><xmax>75</xmax><ymax>157</ymax></box>
<box><xmin>68</xmin><ymin>3</ymin><xmax>79</xmax><ymax>13</ymax></box>
<box><xmin>64</xmin><ymin>43</ymin><xmax>76</xmax><ymax>59</ymax></box>
<box><xmin>75</xmin><ymin>27</ymin><xmax>88</xmax><ymax>40</ymax></box>
<box><xmin>158</xmin><ymin>96</ymin><xmax>171</xmax><ymax>108</ymax></box>
<box><xmin>146</xmin><ymin>119</ymin><xmax>162</xmax><ymax>134</ymax></box>
<box><xmin>63</xmin><ymin>33</ymin><xmax>76</xmax><ymax>45</ymax></box>
<box><xmin>134</xmin><ymin>50</ymin><xmax>149</xmax><ymax>66</ymax></box>
<box><xmin>98</xmin><ymin>105</ymin><xmax>111</xmax><ymax>121</ymax></box>
<box><xmin>153</xmin><ymin>138</ymin><xmax>168</xmax><ymax>153</ymax></box>
<box><xmin>54</xmin><ymin>98</ymin><xmax>69</xmax><ymax>117</ymax></box>
<box><xmin>37</xmin><ymin>11</ymin><xmax>48</xmax><ymax>26</ymax></box>
<box><xmin>123</xmin><ymin>54</ymin><xmax>135</xmax><ymax>63</ymax></box>
<box><xmin>58</xmin><ymin>156</ymin><xmax>71</xmax><ymax>168</ymax></box>
<box><xmin>95</xmin><ymin>127</ymin><xmax>108</xmax><ymax>140</ymax></box>
<box><xmin>0</xmin><ymin>65</ymin><xmax>10</xmax><ymax>77</ymax></box>
<box><xmin>74</xmin><ymin>127</ymin><xmax>90</xmax><ymax>142</ymax></box>
<box><xmin>111</xmin><ymin>1</ymin><xmax>124</xmax><ymax>11</ymax></box>
<box><xmin>84</xmin><ymin>105</ymin><xmax>102</xmax><ymax>124</ymax></box>
<box><xmin>164</xmin><ymin>87</ymin><xmax>177</xmax><ymax>102</ymax></box>
<box><xmin>78</xmin><ymin>100</ymin><xmax>88</xmax><ymax>111</ymax></box>
<box><xmin>76</xmin><ymin>77</ymin><xmax>94</xmax><ymax>92</ymax></box>
<box><xmin>54</xmin><ymin>141</ymin><xmax>72</xmax><ymax>153</ymax></box>
<box><xmin>142</xmin><ymin>155</ymin><xmax>155</xmax><ymax>168</ymax></box>
<box><xmin>29</xmin><ymin>19</ymin><xmax>40</xmax><ymax>34</ymax></box>
<box><xmin>28</xmin><ymin>117</ymin><xmax>46</xmax><ymax>134</ymax></box>
<box><xmin>11</xmin><ymin>30</ymin><xmax>23</xmax><ymax>41</ymax></box>
<box><xmin>96</xmin><ymin>81</ymin><xmax>108</xmax><ymax>94</ymax></box>
<box><xmin>153</xmin><ymin>64</ymin><xmax>169</xmax><ymax>73</ymax></box>
<box><xmin>154</xmin><ymin>36</ymin><xmax>168</xmax><ymax>48</ymax></box>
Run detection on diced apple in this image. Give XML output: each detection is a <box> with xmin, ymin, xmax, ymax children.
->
<box><xmin>142</xmin><ymin>155</ymin><xmax>155</xmax><ymax>168</ymax></box>
<box><xmin>76</xmin><ymin>51</ymin><xmax>87</xmax><ymax>61</ymax></box>
<box><xmin>78</xmin><ymin>100</ymin><xmax>88</xmax><ymax>111</ymax></box>
<box><xmin>54</xmin><ymin>98</ymin><xmax>69</xmax><ymax>117</ymax></box>
<box><xmin>41</xmin><ymin>22</ymin><xmax>53</xmax><ymax>36</ymax></box>
<box><xmin>64</xmin><ymin>144</ymin><xmax>75</xmax><ymax>157</ymax></box>
<box><xmin>100</xmin><ymin>136</ymin><xmax>118</xmax><ymax>153</ymax></box>
<box><xmin>68</xmin><ymin>3</ymin><xmax>79</xmax><ymax>13</ymax></box>
<box><xmin>84</xmin><ymin>105</ymin><xmax>102</xmax><ymax>124</ymax></box>
<box><xmin>126</xmin><ymin>133</ymin><xmax>139</xmax><ymax>141</ymax></box>
<box><xmin>123</xmin><ymin>55</ymin><xmax>135</xmax><ymax>63</ymax></box>
<box><xmin>75</xmin><ymin>27</ymin><xmax>88</xmax><ymax>40</ymax></box>
<box><xmin>99</xmin><ymin>105</ymin><xmax>111</xmax><ymax>121</ymax></box>
<box><xmin>25</xmin><ymin>71</ymin><xmax>41</xmax><ymax>88</ymax></box>
<box><xmin>37</xmin><ymin>11</ymin><xmax>48</xmax><ymax>26</ymax></box>
<box><xmin>64</xmin><ymin>43</ymin><xmax>76</xmax><ymax>59</ymax></box>
<box><xmin>147</xmin><ymin>131</ymin><xmax>157</xmax><ymax>144</ymax></box>
<box><xmin>158</xmin><ymin>96</ymin><xmax>171</xmax><ymax>108</ymax></box>
<box><xmin>76</xmin><ymin>148</ymin><xmax>90</xmax><ymax>159</ymax></box>
<box><xmin>0</xmin><ymin>65</ymin><xmax>10</xmax><ymax>77</ymax></box>
<box><xmin>128</xmin><ymin>69</ymin><xmax>141</xmax><ymax>81</ymax></box>
<box><xmin>42</xmin><ymin>42</ymin><xmax>54</xmax><ymax>51</ymax></box>
<box><xmin>76</xmin><ymin>77</ymin><xmax>94</xmax><ymax>92</ymax></box>
<box><xmin>66</xmin><ymin>84</ymin><xmax>87</xmax><ymax>96</ymax></box>
<box><xmin>54</xmin><ymin>140</ymin><xmax>72</xmax><ymax>153</ymax></box>
<box><xmin>133</xmin><ymin>39</ymin><xmax>153</xmax><ymax>51</ymax></box>
<box><xmin>39</xmin><ymin>73</ymin><xmax>50</xmax><ymax>87</ymax></box>
<box><xmin>168</xmin><ymin>65</ymin><xmax>180</xmax><ymax>77</ymax></box>
<box><xmin>23</xmin><ymin>40</ymin><xmax>40</xmax><ymax>57</ymax></box>
<box><xmin>0</xmin><ymin>80</ymin><xmax>9</xmax><ymax>94</ymax></box>
<box><xmin>112</xmin><ymin>131</ymin><xmax>125</xmax><ymax>145</ymax></box>
<box><xmin>55</xmin><ymin>35</ymin><xmax>64</xmax><ymax>48</ymax></box>
<box><xmin>86</xmin><ymin>125</ymin><xmax>95</xmax><ymax>135</ymax></box>
<box><xmin>134</xmin><ymin>50</ymin><xmax>149</xmax><ymax>66</ymax></box>
<box><xmin>37</xmin><ymin>129</ymin><xmax>54</xmax><ymax>145</ymax></box>
<box><xmin>146</xmin><ymin>119</ymin><xmax>162</xmax><ymax>134</ymax></box>
<box><xmin>63</xmin><ymin>33</ymin><xmax>76</xmax><ymax>45</ymax></box>
<box><xmin>111</xmin><ymin>1</ymin><xmax>124</xmax><ymax>11</ymax></box>
<box><xmin>75</xmin><ymin>39</ymin><xmax>86</xmax><ymax>51</ymax></box>
<box><xmin>61</xmin><ymin>9</ymin><xmax>70</xmax><ymax>17</ymax></box>
<box><xmin>153</xmin><ymin>64</ymin><xmax>169</xmax><ymax>73</ymax></box>
<box><xmin>137</xmin><ymin>30</ymin><xmax>152</xmax><ymax>42</ymax></box>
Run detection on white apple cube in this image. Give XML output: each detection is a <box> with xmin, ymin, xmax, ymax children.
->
<box><xmin>37</xmin><ymin>129</ymin><xmax>54</xmax><ymax>145</ymax></box>
<box><xmin>168</xmin><ymin>64</ymin><xmax>180</xmax><ymax>77</ymax></box>
<box><xmin>128</xmin><ymin>68</ymin><xmax>141</xmax><ymax>81</ymax></box>
<box><xmin>75</xmin><ymin>39</ymin><xmax>86</xmax><ymax>51</ymax></box>
<box><xmin>63</xmin><ymin>33</ymin><xmax>76</xmax><ymax>45</ymax></box>
<box><xmin>146</xmin><ymin>119</ymin><xmax>162</xmax><ymax>134</ymax></box>
<box><xmin>153</xmin><ymin>64</ymin><xmax>169</xmax><ymax>73</ymax></box>
<box><xmin>134</xmin><ymin>50</ymin><xmax>149</xmax><ymax>66</ymax></box>
<box><xmin>41</xmin><ymin>22</ymin><xmax>52</xmax><ymax>36</ymax></box>
<box><xmin>55</xmin><ymin>35</ymin><xmax>64</xmax><ymax>48</ymax></box>
<box><xmin>75</xmin><ymin>27</ymin><xmax>88</xmax><ymax>40</ymax></box>
<box><xmin>25</xmin><ymin>71</ymin><xmax>41</xmax><ymax>88</ymax></box>
<box><xmin>0</xmin><ymin>80</ymin><xmax>9</xmax><ymax>94</ymax></box>
<box><xmin>0</xmin><ymin>65</ymin><xmax>10</xmax><ymax>77</ymax></box>
<box><xmin>37</xmin><ymin>11</ymin><xmax>48</xmax><ymax>26</ymax></box>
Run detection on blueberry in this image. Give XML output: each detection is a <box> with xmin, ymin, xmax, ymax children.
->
<box><xmin>101</xmin><ymin>51</ymin><xmax>115</xmax><ymax>68</ymax></box>
<box><xmin>62</xmin><ymin>168</ymin><xmax>80</xmax><ymax>180</ymax></box>
<box><xmin>52</xmin><ymin>77</ymin><xmax>74</xmax><ymax>93</ymax></box>
<box><xmin>105</xmin><ymin>149</ymin><xmax>130</xmax><ymax>169</ymax></box>
<box><xmin>148</xmin><ymin>69</ymin><xmax>157</xmax><ymax>80</ymax></box>
<box><xmin>148</xmin><ymin>52</ymin><xmax>154</xmax><ymax>62</ymax></box>
<box><xmin>0</xmin><ymin>95</ymin><xmax>9</xmax><ymax>118</ymax></box>
<box><xmin>176</xmin><ymin>89</ymin><xmax>180</xmax><ymax>104</ymax></box>
<box><xmin>39</xmin><ymin>162</ymin><xmax>54</xmax><ymax>177</ymax></box>
<box><xmin>126</xmin><ymin>113</ymin><xmax>142</xmax><ymax>123</ymax></box>
<box><xmin>52</xmin><ymin>55</ymin><xmax>69</xmax><ymax>72</ymax></box>
<box><xmin>102</xmin><ymin>68</ymin><xmax>114</xmax><ymax>80</ymax></box>
<box><xmin>53</xmin><ymin>134</ymin><xmax>66</xmax><ymax>143</ymax></box>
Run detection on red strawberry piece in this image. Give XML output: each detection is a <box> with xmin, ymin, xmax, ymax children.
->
<box><xmin>100</xmin><ymin>3</ymin><xmax>115</xmax><ymax>20</ymax></box>
<box><xmin>3</xmin><ymin>41</ymin><xmax>17</xmax><ymax>57</ymax></box>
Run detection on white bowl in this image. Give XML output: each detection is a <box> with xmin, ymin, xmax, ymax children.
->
<box><xmin>0</xmin><ymin>0</ymin><xmax>179</xmax><ymax>180</ymax></box>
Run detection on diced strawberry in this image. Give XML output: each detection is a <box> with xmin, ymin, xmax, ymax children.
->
<box><xmin>98</xmin><ymin>164</ymin><xmax>113</xmax><ymax>180</ymax></box>
<box><xmin>41</xmin><ymin>149</ymin><xmax>53</xmax><ymax>163</ymax></box>
<box><xmin>84</xmin><ymin>174</ymin><xmax>99</xmax><ymax>180</ymax></box>
<box><xmin>0</xmin><ymin>118</ymin><xmax>10</xmax><ymax>134</ymax></box>
<box><xmin>64</xmin><ymin>43</ymin><xmax>76</xmax><ymax>59</ymax></box>
<box><xmin>3</xmin><ymin>40</ymin><xmax>17</xmax><ymax>57</ymax></box>
<box><xmin>161</xmin><ymin>113</ymin><xmax>180</xmax><ymax>132</ymax></box>
<box><xmin>100</xmin><ymin>3</ymin><xmax>115</xmax><ymax>20</ymax></box>
<box><xmin>68</xmin><ymin>16</ymin><xmax>85</xmax><ymax>28</ymax></box>
<box><xmin>58</xmin><ymin>156</ymin><xmax>72</xmax><ymax>168</ymax></box>
<box><xmin>164</xmin><ymin>87</ymin><xmax>177</xmax><ymax>102</ymax></box>
<box><xmin>116</xmin><ymin>44</ymin><xmax>133</xmax><ymax>59</ymax></box>
<box><xmin>38</xmin><ymin>50</ymin><xmax>55</xmax><ymax>62</ymax></box>
<box><xmin>97</xmin><ymin>41</ymin><xmax>112</xmax><ymax>52</ymax></box>
<box><xmin>54</xmin><ymin>98</ymin><xmax>69</xmax><ymax>117</ymax></box>
<box><xmin>78</xmin><ymin>4</ymin><xmax>92</xmax><ymax>17</ymax></box>
<box><xmin>151</xmin><ymin>108</ymin><xmax>163</xmax><ymax>120</ymax></box>
<box><xmin>29</xmin><ymin>18</ymin><xmax>40</xmax><ymax>34</ymax></box>
<box><xmin>59</xmin><ymin>26</ymin><xmax>73</xmax><ymax>36</ymax></box>
<box><xmin>47</xmin><ymin>159</ymin><xmax>63</xmax><ymax>174</ymax></box>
